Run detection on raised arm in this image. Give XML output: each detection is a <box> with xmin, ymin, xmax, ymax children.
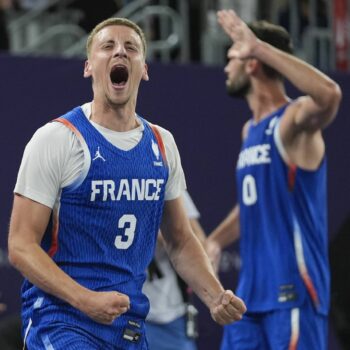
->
<box><xmin>160</xmin><ymin>197</ymin><xmax>246</xmax><ymax>325</ymax></box>
<box><xmin>218</xmin><ymin>9</ymin><xmax>342</xmax><ymax>167</ymax></box>
<box><xmin>8</xmin><ymin>195</ymin><xmax>130</xmax><ymax>325</ymax></box>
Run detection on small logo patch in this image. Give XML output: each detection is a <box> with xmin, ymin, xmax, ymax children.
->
<box><xmin>123</xmin><ymin>328</ymin><xmax>141</xmax><ymax>343</ymax></box>
<box><xmin>93</xmin><ymin>146</ymin><xmax>106</xmax><ymax>162</ymax></box>
<box><xmin>151</xmin><ymin>139</ymin><xmax>160</xmax><ymax>160</ymax></box>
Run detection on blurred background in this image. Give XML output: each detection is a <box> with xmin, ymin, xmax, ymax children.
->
<box><xmin>0</xmin><ymin>0</ymin><xmax>346</xmax><ymax>70</ymax></box>
<box><xmin>1</xmin><ymin>0</ymin><xmax>350</xmax><ymax>349</ymax></box>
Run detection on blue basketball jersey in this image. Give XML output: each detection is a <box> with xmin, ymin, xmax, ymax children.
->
<box><xmin>21</xmin><ymin>106</ymin><xmax>169</xmax><ymax>345</ymax></box>
<box><xmin>236</xmin><ymin>103</ymin><xmax>329</xmax><ymax>315</ymax></box>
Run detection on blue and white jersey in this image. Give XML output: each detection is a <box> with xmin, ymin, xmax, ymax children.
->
<box><xmin>236</xmin><ymin>103</ymin><xmax>329</xmax><ymax>315</ymax></box>
<box><xmin>21</xmin><ymin>106</ymin><xmax>169</xmax><ymax>343</ymax></box>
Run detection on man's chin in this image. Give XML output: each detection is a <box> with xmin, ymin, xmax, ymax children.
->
<box><xmin>226</xmin><ymin>83</ymin><xmax>250</xmax><ymax>99</ymax></box>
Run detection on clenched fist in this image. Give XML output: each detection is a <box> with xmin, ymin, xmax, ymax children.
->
<box><xmin>210</xmin><ymin>290</ymin><xmax>246</xmax><ymax>325</ymax></box>
<box><xmin>80</xmin><ymin>290</ymin><xmax>130</xmax><ymax>325</ymax></box>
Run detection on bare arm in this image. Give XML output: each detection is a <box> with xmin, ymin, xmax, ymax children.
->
<box><xmin>189</xmin><ymin>217</ymin><xmax>206</xmax><ymax>245</ymax></box>
<box><xmin>205</xmin><ymin>122</ymin><xmax>248</xmax><ymax>270</ymax></box>
<box><xmin>206</xmin><ymin>205</ymin><xmax>240</xmax><ymax>273</ymax></box>
<box><xmin>255</xmin><ymin>45</ymin><xmax>341</xmax><ymax>131</ymax></box>
<box><xmin>208</xmin><ymin>205</ymin><xmax>240</xmax><ymax>248</ymax></box>
<box><xmin>218</xmin><ymin>10</ymin><xmax>342</xmax><ymax>167</ymax></box>
<box><xmin>160</xmin><ymin>197</ymin><xmax>246</xmax><ymax>325</ymax></box>
<box><xmin>218</xmin><ymin>9</ymin><xmax>341</xmax><ymax>132</ymax></box>
<box><xmin>8</xmin><ymin>195</ymin><xmax>129</xmax><ymax>324</ymax></box>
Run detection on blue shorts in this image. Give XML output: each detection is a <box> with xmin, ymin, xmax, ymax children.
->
<box><xmin>220</xmin><ymin>297</ymin><xmax>327</xmax><ymax>350</ymax></box>
<box><xmin>145</xmin><ymin>315</ymin><xmax>197</xmax><ymax>350</ymax></box>
<box><xmin>23</xmin><ymin>320</ymin><xmax>149</xmax><ymax>350</ymax></box>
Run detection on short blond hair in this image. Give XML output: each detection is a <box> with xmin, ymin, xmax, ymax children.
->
<box><xmin>86</xmin><ymin>18</ymin><xmax>147</xmax><ymax>58</ymax></box>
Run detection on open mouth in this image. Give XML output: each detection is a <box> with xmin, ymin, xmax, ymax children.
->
<box><xmin>110</xmin><ymin>65</ymin><xmax>129</xmax><ymax>86</ymax></box>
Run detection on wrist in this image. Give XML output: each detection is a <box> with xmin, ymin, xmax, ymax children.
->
<box><xmin>206</xmin><ymin>237</ymin><xmax>222</xmax><ymax>251</ymax></box>
<box><xmin>202</xmin><ymin>281</ymin><xmax>225</xmax><ymax>309</ymax></box>
<box><xmin>69</xmin><ymin>286</ymin><xmax>91</xmax><ymax>311</ymax></box>
<box><xmin>251</xmin><ymin>38</ymin><xmax>265</xmax><ymax>58</ymax></box>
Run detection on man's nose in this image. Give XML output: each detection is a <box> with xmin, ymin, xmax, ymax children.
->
<box><xmin>113</xmin><ymin>44</ymin><xmax>127</xmax><ymax>58</ymax></box>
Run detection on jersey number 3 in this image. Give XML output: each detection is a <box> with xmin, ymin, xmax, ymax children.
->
<box><xmin>115</xmin><ymin>214</ymin><xmax>137</xmax><ymax>249</ymax></box>
<box><xmin>242</xmin><ymin>175</ymin><xmax>257</xmax><ymax>206</ymax></box>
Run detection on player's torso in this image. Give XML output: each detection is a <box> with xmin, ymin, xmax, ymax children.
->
<box><xmin>22</xmin><ymin>108</ymin><xmax>169</xmax><ymax>338</ymax></box>
<box><xmin>53</xmin><ymin>109</ymin><xmax>168</xmax><ymax>289</ymax></box>
<box><xmin>236</xmin><ymin>105</ymin><xmax>309</xmax><ymax>312</ymax></box>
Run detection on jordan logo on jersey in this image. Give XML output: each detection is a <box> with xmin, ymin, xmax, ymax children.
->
<box><xmin>93</xmin><ymin>146</ymin><xmax>106</xmax><ymax>162</ymax></box>
<box><xmin>151</xmin><ymin>139</ymin><xmax>163</xmax><ymax>167</ymax></box>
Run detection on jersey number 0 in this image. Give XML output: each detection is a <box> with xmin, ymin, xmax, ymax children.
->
<box><xmin>242</xmin><ymin>175</ymin><xmax>257</xmax><ymax>206</ymax></box>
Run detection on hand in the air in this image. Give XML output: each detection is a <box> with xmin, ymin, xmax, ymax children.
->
<box><xmin>217</xmin><ymin>9</ymin><xmax>259</xmax><ymax>60</ymax></box>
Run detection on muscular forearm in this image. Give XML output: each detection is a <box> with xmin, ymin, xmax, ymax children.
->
<box><xmin>167</xmin><ymin>234</ymin><xmax>224</xmax><ymax>308</ymax></box>
<box><xmin>8</xmin><ymin>241</ymin><xmax>88</xmax><ymax>310</ymax></box>
<box><xmin>161</xmin><ymin>197</ymin><xmax>246</xmax><ymax>323</ymax></box>
<box><xmin>9</xmin><ymin>241</ymin><xmax>130</xmax><ymax>324</ymax></box>
<box><xmin>253</xmin><ymin>41</ymin><xmax>340</xmax><ymax>109</ymax></box>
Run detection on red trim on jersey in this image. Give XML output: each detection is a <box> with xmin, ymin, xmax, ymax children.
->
<box><xmin>48</xmin><ymin>210</ymin><xmax>59</xmax><ymax>257</ymax></box>
<box><xmin>288</xmin><ymin>164</ymin><xmax>297</xmax><ymax>191</ymax></box>
<box><xmin>289</xmin><ymin>335</ymin><xmax>298</xmax><ymax>350</ymax></box>
<box><xmin>288</xmin><ymin>327</ymin><xmax>299</xmax><ymax>350</ymax></box>
<box><xmin>301</xmin><ymin>271</ymin><xmax>320</xmax><ymax>307</ymax></box>
<box><xmin>150</xmin><ymin>124</ymin><xmax>168</xmax><ymax>166</ymax></box>
<box><xmin>54</xmin><ymin>117</ymin><xmax>83</xmax><ymax>138</ymax></box>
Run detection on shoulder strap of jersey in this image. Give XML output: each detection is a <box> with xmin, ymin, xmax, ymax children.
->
<box><xmin>150</xmin><ymin>124</ymin><xmax>168</xmax><ymax>166</ymax></box>
<box><xmin>53</xmin><ymin>117</ymin><xmax>81</xmax><ymax>135</ymax></box>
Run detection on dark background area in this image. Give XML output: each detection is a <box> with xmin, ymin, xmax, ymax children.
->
<box><xmin>0</xmin><ymin>54</ymin><xmax>349</xmax><ymax>349</ymax></box>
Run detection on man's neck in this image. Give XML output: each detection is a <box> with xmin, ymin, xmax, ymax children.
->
<box><xmin>246</xmin><ymin>80</ymin><xmax>289</xmax><ymax>123</ymax></box>
<box><xmin>90</xmin><ymin>100</ymin><xmax>139</xmax><ymax>132</ymax></box>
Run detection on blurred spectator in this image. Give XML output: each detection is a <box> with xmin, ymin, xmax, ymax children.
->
<box><xmin>219</xmin><ymin>0</ymin><xmax>258</xmax><ymax>22</ymax></box>
<box><xmin>0</xmin><ymin>0</ymin><xmax>12</xmax><ymax>51</ymax></box>
<box><xmin>143</xmin><ymin>191</ymin><xmax>206</xmax><ymax>350</ymax></box>
<box><xmin>18</xmin><ymin>0</ymin><xmax>50</xmax><ymax>10</ymax></box>
<box><xmin>278</xmin><ymin>0</ymin><xmax>328</xmax><ymax>47</ymax></box>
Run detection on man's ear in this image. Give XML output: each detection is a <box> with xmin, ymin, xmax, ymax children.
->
<box><xmin>245</xmin><ymin>58</ymin><xmax>260</xmax><ymax>75</ymax></box>
<box><xmin>142</xmin><ymin>63</ymin><xmax>149</xmax><ymax>81</ymax></box>
<box><xmin>84</xmin><ymin>60</ymin><xmax>92</xmax><ymax>78</ymax></box>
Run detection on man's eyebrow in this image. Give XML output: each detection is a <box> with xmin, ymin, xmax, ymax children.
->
<box><xmin>100</xmin><ymin>39</ymin><xmax>115</xmax><ymax>45</ymax></box>
<box><xmin>125</xmin><ymin>40</ymin><xmax>139</xmax><ymax>46</ymax></box>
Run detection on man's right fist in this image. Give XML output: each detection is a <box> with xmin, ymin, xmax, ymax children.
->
<box><xmin>82</xmin><ymin>290</ymin><xmax>130</xmax><ymax>324</ymax></box>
